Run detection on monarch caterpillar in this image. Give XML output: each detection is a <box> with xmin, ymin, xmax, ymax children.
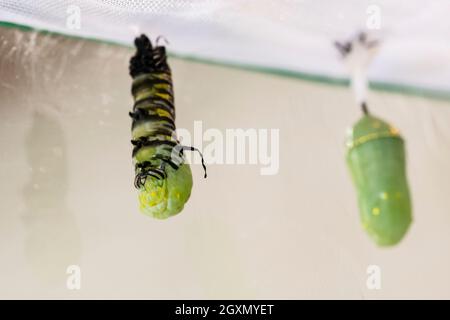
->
<box><xmin>129</xmin><ymin>34</ymin><xmax>206</xmax><ymax>219</ymax></box>
<box><xmin>346</xmin><ymin>106</ymin><xmax>412</xmax><ymax>246</ymax></box>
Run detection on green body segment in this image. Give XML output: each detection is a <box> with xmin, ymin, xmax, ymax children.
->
<box><xmin>138</xmin><ymin>163</ymin><xmax>193</xmax><ymax>219</ymax></box>
<box><xmin>346</xmin><ymin>115</ymin><xmax>412</xmax><ymax>246</ymax></box>
<box><xmin>132</xmin><ymin>138</ymin><xmax>193</xmax><ymax>219</ymax></box>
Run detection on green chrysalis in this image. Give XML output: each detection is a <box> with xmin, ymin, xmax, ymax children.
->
<box><xmin>346</xmin><ymin>114</ymin><xmax>412</xmax><ymax>246</ymax></box>
<box><xmin>129</xmin><ymin>35</ymin><xmax>206</xmax><ymax>219</ymax></box>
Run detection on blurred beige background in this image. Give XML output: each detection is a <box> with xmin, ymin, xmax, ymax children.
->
<box><xmin>0</xmin><ymin>27</ymin><xmax>450</xmax><ymax>299</ymax></box>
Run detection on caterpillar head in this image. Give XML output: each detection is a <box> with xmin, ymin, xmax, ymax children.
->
<box><xmin>138</xmin><ymin>163</ymin><xmax>193</xmax><ymax>219</ymax></box>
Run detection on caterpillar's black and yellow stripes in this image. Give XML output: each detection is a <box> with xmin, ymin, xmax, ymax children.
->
<box><xmin>129</xmin><ymin>34</ymin><xmax>206</xmax><ymax>219</ymax></box>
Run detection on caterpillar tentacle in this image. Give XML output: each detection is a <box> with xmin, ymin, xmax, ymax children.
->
<box><xmin>176</xmin><ymin>145</ymin><xmax>207</xmax><ymax>178</ymax></box>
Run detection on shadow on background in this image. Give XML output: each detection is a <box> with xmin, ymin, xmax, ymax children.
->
<box><xmin>21</xmin><ymin>111</ymin><xmax>81</xmax><ymax>285</ymax></box>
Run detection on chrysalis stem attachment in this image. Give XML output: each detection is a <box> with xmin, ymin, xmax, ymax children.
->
<box><xmin>335</xmin><ymin>31</ymin><xmax>379</xmax><ymax>115</ymax></box>
<box><xmin>361</xmin><ymin>102</ymin><xmax>369</xmax><ymax>115</ymax></box>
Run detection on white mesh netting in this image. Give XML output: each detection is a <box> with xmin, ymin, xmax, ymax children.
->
<box><xmin>0</xmin><ymin>0</ymin><xmax>449</xmax><ymax>97</ymax></box>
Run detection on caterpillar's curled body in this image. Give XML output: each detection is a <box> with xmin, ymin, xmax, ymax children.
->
<box><xmin>129</xmin><ymin>34</ymin><xmax>205</xmax><ymax>219</ymax></box>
